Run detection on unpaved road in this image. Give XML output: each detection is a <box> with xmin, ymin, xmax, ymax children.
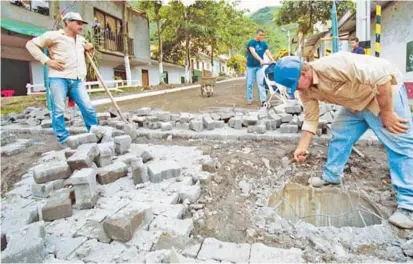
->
<box><xmin>97</xmin><ymin>79</ymin><xmax>265</xmax><ymax>113</ymax></box>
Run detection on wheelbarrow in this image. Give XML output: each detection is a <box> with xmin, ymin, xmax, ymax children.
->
<box><xmin>200</xmin><ymin>76</ymin><xmax>216</xmax><ymax>97</ymax></box>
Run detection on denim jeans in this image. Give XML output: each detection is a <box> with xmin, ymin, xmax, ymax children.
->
<box><xmin>246</xmin><ymin>66</ymin><xmax>266</xmax><ymax>103</ymax></box>
<box><xmin>49</xmin><ymin>78</ymin><xmax>98</xmax><ymax>143</ymax></box>
<box><xmin>323</xmin><ymin>85</ymin><xmax>413</xmax><ymax>210</ymax></box>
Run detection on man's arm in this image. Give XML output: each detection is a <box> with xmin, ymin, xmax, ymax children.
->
<box><xmin>376</xmin><ymin>81</ymin><xmax>408</xmax><ymax>133</ymax></box>
<box><xmin>26</xmin><ymin>31</ymin><xmax>64</xmax><ymax>71</ymax></box>
<box><xmin>265</xmin><ymin>49</ymin><xmax>275</xmax><ymax>62</ymax></box>
<box><xmin>248</xmin><ymin>47</ymin><xmax>264</xmax><ymax>65</ymax></box>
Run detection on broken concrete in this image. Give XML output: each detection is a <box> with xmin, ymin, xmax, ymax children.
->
<box><xmin>179</xmin><ymin>184</ymin><xmax>201</xmax><ymax>203</ymax></box>
<box><xmin>147</xmin><ymin>160</ymin><xmax>182</xmax><ymax>183</ymax></box>
<box><xmin>197</xmin><ymin>238</ymin><xmax>251</xmax><ymax>263</ymax></box>
<box><xmin>33</xmin><ymin>162</ymin><xmax>72</xmax><ymax>184</ymax></box>
<box><xmin>97</xmin><ymin>162</ymin><xmax>128</xmax><ymax>185</ymax></box>
<box><xmin>250</xmin><ymin>243</ymin><xmax>304</xmax><ymax>263</ymax></box>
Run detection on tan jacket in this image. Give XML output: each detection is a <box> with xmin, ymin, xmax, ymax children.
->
<box><xmin>299</xmin><ymin>51</ymin><xmax>402</xmax><ymax>134</ymax></box>
<box><xmin>26</xmin><ymin>30</ymin><xmax>87</xmax><ymax>80</ymax></box>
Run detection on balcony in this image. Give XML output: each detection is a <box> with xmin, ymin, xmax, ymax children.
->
<box><xmin>94</xmin><ymin>30</ymin><xmax>134</xmax><ymax>56</ymax></box>
<box><xmin>9</xmin><ymin>0</ymin><xmax>50</xmax><ymax>16</ymax></box>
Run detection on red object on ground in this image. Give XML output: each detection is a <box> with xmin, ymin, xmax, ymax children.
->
<box><xmin>1</xmin><ymin>90</ymin><xmax>15</xmax><ymax>97</ymax></box>
<box><xmin>68</xmin><ymin>99</ymin><xmax>75</xmax><ymax>108</ymax></box>
<box><xmin>405</xmin><ymin>82</ymin><xmax>413</xmax><ymax>99</ymax></box>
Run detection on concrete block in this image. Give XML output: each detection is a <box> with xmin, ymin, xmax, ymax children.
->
<box><xmin>250</xmin><ymin>243</ymin><xmax>304</xmax><ymax>263</ymax></box>
<box><xmin>131</xmin><ymin>157</ymin><xmax>146</xmax><ymax>184</ymax></box>
<box><xmin>290</xmin><ymin>115</ymin><xmax>299</xmax><ymax>125</ymax></box>
<box><xmin>190</xmin><ymin>120</ymin><xmax>203</xmax><ymax>132</ymax></box>
<box><xmin>33</xmin><ymin>162</ymin><xmax>72</xmax><ymax>184</ymax></box>
<box><xmin>64</xmin><ymin>149</ymin><xmax>76</xmax><ymax>159</ymax></box>
<box><xmin>40</xmin><ymin>120</ymin><xmax>52</xmax><ymax>129</ymax></box>
<box><xmin>179</xmin><ymin>185</ymin><xmax>201</xmax><ymax>203</ymax></box>
<box><xmin>285</xmin><ymin>105</ymin><xmax>302</xmax><ymax>114</ymax></box>
<box><xmin>90</xmin><ymin>125</ymin><xmax>106</xmax><ymax>142</ymax></box>
<box><xmin>112</xmin><ymin>129</ymin><xmax>125</xmax><ymax>137</ymax></box>
<box><xmin>74</xmin><ymin>220</ymin><xmax>111</xmax><ymax>243</ymax></box>
<box><xmin>197</xmin><ymin>238</ymin><xmax>250</xmax><ymax>263</ymax></box>
<box><xmin>45</xmin><ymin>234</ymin><xmax>87</xmax><ymax>260</ymax></box>
<box><xmin>149</xmin><ymin>216</ymin><xmax>193</xmax><ymax>238</ymax></box>
<box><xmin>228</xmin><ymin>116</ymin><xmax>242</xmax><ymax>130</ymax></box>
<box><xmin>126</xmin><ymin>230</ymin><xmax>162</xmax><ymax>251</ymax></box>
<box><xmin>1</xmin><ymin>132</ymin><xmax>17</xmax><ymax>146</ymax></box>
<box><xmin>148</xmin><ymin>122</ymin><xmax>161</xmax><ymax>130</ymax></box>
<box><xmin>242</xmin><ymin>115</ymin><xmax>258</xmax><ymax>127</ymax></box>
<box><xmin>180</xmin><ymin>113</ymin><xmax>192</xmax><ymax>123</ymax></box>
<box><xmin>103</xmin><ymin>204</ymin><xmax>153</xmax><ymax>242</ymax></box>
<box><xmin>97</xmin><ymin>112</ymin><xmax>110</xmax><ymax>121</ymax></box>
<box><xmin>319</xmin><ymin>104</ymin><xmax>332</xmax><ymax>116</ymax></box>
<box><xmin>258</xmin><ymin>108</ymin><xmax>268</xmax><ymax>119</ymax></box>
<box><xmin>65</xmin><ymin>133</ymin><xmax>97</xmax><ymax>149</ymax></box>
<box><xmin>147</xmin><ymin>160</ymin><xmax>182</xmax><ymax>183</ymax></box>
<box><xmin>264</xmin><ymin>119</ymin><xmax>278</xmax><ymax>130</ymax></box>
<box><xmin>321</xmin><ymin>112</ymin><xmax>334</xmax><ymax>123</ymax></box>
<box><xmin>161</xmin><ymin>122</ymin><xmax>173</xmax><ymax>131</ymax></box>
<box><xmin>152</xmin><ymin>204</ymin><xmax>186</xmax><ymax>219</ymax></box>
<box><xmin>96</xmin><ymin>144</ymin><xmax>113</xmax><ymax>167</ymax></box>
<box><xmin>1</xmin><ymin>142</ymin><xmax>26</xmax><ymax>156</ymax></box>
<box><xmin>213</xmin><ymin>120</ymin><xmax>225</xmax><ymax>129</ymax></box>
<box><xmin>147</xmin><ymin>116</ymin><xmax>159</xmax><ymax>122</ymax></box>
<box><xmin>157</xmin><ymin>111</ymin><xmax>171</xmax><ymax>122</ymax></box>
<box><xmin>132</xmin><ymin>115</ymin><xmax>146</xmax><ymax>126</ymax></box>
<box><xmin>219</xmin><ymin>112</ymin><xmax>234</xmax><ymax>122</ymax></box>
<box><xmin>279</xmin><ymin>124</ymin><xmax>299</xmax><ymax>134</ymax></box>
<box><xmin>42</xmin><ymin>192</ymin><xmax>73</xmax><ymax>221</ymax></box>
<box><xmin>97</xmin><ymin>162</ymin><xmax>128</xmax><ymax>185</ymax></box>
<box><xmin>170</xmin><ymin>114</ymin><xmax>180</xmax><ymax>122</ymax></box>
<box><xmin>136</xmin><ymin>107</ymin><xmax>152</xmax><ymax>116</ymax></box>
<box><xmin>176</xmin><ymin>122</ymin><xmax>190</xmax><ymax>130</ymax></box>
<box><xmin>71</xmin><ymin>168</ymin><xmax>98</xmax><ymax>210</ymax></box>
<box><xmin>318</xmin><ymin>119</ymin><xmax>328</xmax><ymax>129</ymax></box>
<box><xmin>298</xmin><ymin>113</ymin><xmax>304</xmax><ymax>127</ymax></box>
<box><xmin>202</xmin><ymin>159</ymin><xmax>218</xmax><ymax>173</ymax></box>
<box><xmin>209</xmin><ymin>113</ymin><xmax>220</xmax><ymax>121</ymax></box>
<box><xmin>247</xmin><ymin>124</ymin><xmax>266</xmax><ymax>134</ymax></box>
<box><xmin>114</xmin><ymin>135</ymin><xmax>131</xmax><ymax>155</ymax></box>
<box><xmin>115</xmin><ymin>153</ymin><xmax>136</xmax><ymax>166</ymax></box>
<box><xmin>67</xmin><ymin>143</ymin><xmax>99</xmax><ymax>171</ymax></box>
<box><xmin>279</xmin><ymin>113</ymin><xmax>293</xmax><ymax>123</ymax></box>
<box><xmin>69</xmin><ymin>239</ymin><xmax>127</xmax><ymax>263</ymax></box>
<box><xmin>202</xmin><ymin>115</ymin><xmax>214</xmax><ymax>130</ymax></box>
<box><xmin>129</xmin><ymin>145</ymin><xmax>154</xmax><ymax>162</ymax></box>
<box><xmin>122</xmin><ymin>123</ymin><xmax>138</xmax><ymax>140</ymax></box>
<box><xmin>31</xmin><ymin>181</ymin><xmax>56</xmax><ymax>198</ymax></box>
<box><xmin>26</xmin><ymin>118</ymin><xmax>40</xmax><ymax>127</ymax></box>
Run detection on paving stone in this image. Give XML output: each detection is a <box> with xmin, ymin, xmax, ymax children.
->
<box><xmin>202</xmin><ymin>115</ymin><xmax>214</xmax><ymax>130</ymax></box>
<box><xmin>122</xmin><ymin>123</ymin><xmax>138</xmax><ymax>140</ymax></box>
<box><xmin>219</xmin><ymin>112</ymin><xmax>234</xmax><ymax>122</ymax></box>
<box><xmin>279</xmin><ymin>124</ymin><xmax>299</xmax><ymax>134</ymax></box>
<box><xmin>65</xmin><ymin>133</ymin><xmax>97</xmax><ymax>149</ymax></box>
<box><xmin>279</xmin><ymin>113</ymin><xmax>293</xmax><ymax>123</ymax></box>
<box><xmin>68</xmin><ymin>239</ymin><xmax>126</xmax><ymax>263</ymax></box>
<box><xmin>101</xmin><ymin>127</ymin><xmax>114</xmax><ymax>143</ymax></box>
<box><xmin>298</xmin><ymin>113</ymin><xmax>304</xmax><ymax>127</ymax></box>
<box><xmin>213</xmin><ymin>120</ymin><xmax>225</xmax><ymax>129</ymax></box>
<box><xmin>125</xmin><ymin>230</ymin><xmax>163</xmax><ymax>251</ymax></box>
<box><xmin>131</xmin><ymin>157</ymin><xmax>146</xmax><ymax>184</ymax></box>
<box><xmin>26</xmin><ymin>118</ymin><xmax>40</xmax><ymax>127</ymax></box>
<box><xmin>71</xmin><ymin>168</ymin><xmax>98</xmax><ymax>210</ymax></box>
<box><xmin>197</xmin><ymin>237</ymin><xmax>251</xmax><ymax>263</ymax></box>
<box><xmin>319</xmin><ymin>104</ymin><xmax>332</xmax><ymax>116</ymax></box>
<box><xmin>318</xmin><ymin>119</ymin><xmax>328</xmax><ymax>129</ymax></box>
<box><xmin>169</xmin><ymin>113</ymin><xmax>180</xmax><ymax>122</ymax></box>
<box><xmin>33</xmin><ymin>162</ymin><xmax>72</xmax><ymax>184</ymax></box>
<box><xmin>161</xmin><ymin>122</ymin><xmax>173</xmax><ymax>131</ymax></box>
<box><xmin>40</xmin><ymin>119</ymin><xmax>52</xmax><ymax>128</ymax></box>
<box><xmin>74</xmin><ymin>220</ymin><xmax>111</xmax><ymax>243</ymax></box>
<box><xmin>1</xmin><ymin>131</ymin><xmax>17</xmax><ymax>146</ymax></box>
<box><xmin>42</xmin><ymin>192</ymin><xmax>72</xmax><ymax>221</ymax></box>
<box><xmin>67</xmin><ymin>143</ymin><xmax>99</xmax><ymax>171</ymax></box>
<box><xmin>250</xmin><ymin>243</ymin><xmax>304</xmax><ymax>263</ymax></box>
<box><xmin>149</xmin><ymin>122</ymin><xmax>162</xmax><ymax>130</ymax></box>
<box><xmin>176</xmin><ymin>122</ymin><xmax>190</xmax><ymax>130</ymax></box>
<box><xmin>190</xmin><ymin>119</ymin><xmax>203</xmax><ymax>132</ymax></box>
<box><xmin>147</xmin><ymin>160</ymin><xmax>182</xmax><ymax>183</ymax></box>
<box><xmin>132</xmin><ymin>115</ymin><xmax>146</xmax><ymax>126</ymax></box>
<box><xmin>242</xmin><ymin>115</ymin><xmax>259</xmax><ymax>127</ymax></box>
<box><xmin>258</xmin><ymin>108</ymin><xmax>268</xmax><ymax>119</ymax></box>
<box><xmin>1</xmin><ymin>142</ymin><xmax>26</xmax><ymax>156</ymax></box>
<box><xmin>247</xmin><ymin>124</ymin><xmax>266</xmax><ymax>134</ymax></box>
<box><xmin>179</xmin><ymin>184</ymin><xmax>201</xmax><ymax>203</ymax></box>
<box><xmin>97</xmin><ymin>112</ymin><xmax>110</xmax><ymax>121</ymax></box>
<box><xmin>114</xmin><ymin>135</ymin><xmax>131</xmax><ymax>155</ymax></box>
<box><xmin>97</xmin><ymin>162</ymin><xmax>128</xmax><ymax>185</ymax></box>
<box><xmin>263</xmin><ymin>119</ymin><xmax>278</xmax><ymax>130</ymax></box>
<box><xmin>183</xmin><ymin>243</ymin><xmax>202</xmax><ymax>258</ymax></box>
<box><xmin>157</xmin><ymin>111</ymin><xmax>171</xmax><ymax>122</ymax></box>
<box><xmin>96</xmin><ymin>144</ymin><xmax>113</xmax><ymax>167</ymax></box>
<box><xmin>180</xmin><ymin>113</ymin><xmax>192</xmax><ymax>123</ymax></box>
<box><xmin>103</xmin><ymin>203</ymin><xmax>153</xmax><ymax>242</ymax></box>
<box><xmin>401</xmin><ymin>240</ymin><xmax>413</xmax><ymax>257</ymax></box>
<box><xmin>321</xmin><ymin>112</ymin><xmax>334</xmax><ymax>123</ymax></box>
<box><xmin>152</xmin><ymin>204</ymin><xmax>186</xmax><ymax>219</ymax></box>
<box><xmin>64</xmin><ymin>149</ymin><xmax>76</xmax><ymax>159</ymax></box>
<box><xmin>285</xmin><ymin>105</ymin><xmax>302</xmax><ymax>114</ymax></box>
<box><xmin>228</xmin><ymin>116</ymin><xmax>242</xmax><ymax>129</ymax></box>
<box><xmin>1</xmin><ymin>202</ymin><xmax>39</xmax><ymax>234</ymax></box>
<box><xmin>1</xmin><ymin>222</ymin><xmax>46</xmax><ymax>263</ymax></box>
<box><xmin>145</xmin><ymin>249</ymin><xmax>171</xmax><ymax>264</ymax></box>
<box><xmin>149</xmin><ymin>216</ymin><xmax>194</xmax><ymax>238</ymax></box>
<box><xmin>136</xmin><ymin>107</ymin><xmax>152</xmax><ymax>116</ymax></box>
<box><xmin>90</xmin><ymin>125</ymin><xmax>106</xmax><ymax>142</ymax></box>
<box><xmin>45</xmin><ymin>234</ymin><xmax>87</xmax><ymax>259</ymax></box>
<box><xmin>290</xmin><ymin>115</ymin><xmax>299</xmax><ymax>125</ymax></box>
<box><xmin>169</xmin><ymin>121</ymin><xmax>177</xmax><ymax>127</ymax></box>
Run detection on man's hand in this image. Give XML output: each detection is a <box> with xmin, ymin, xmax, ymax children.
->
<box><xmin>84</xmin><ymin>43</ymin><xmax>94</xmax><ymax>52</ymax></box>
<box><xmin>381</xmin><ymin>110</ymin><xmax>408</xmax><ymax>134</ymax></box>
<box><xmin>45</xmin><ymin>59</ymin><xmax>64</xmax><ymax>71</ymax></box>
<box><xmin>294</xmin><ymin>148</ymin><xmax>309</xmax><ymax>162</ymax></box>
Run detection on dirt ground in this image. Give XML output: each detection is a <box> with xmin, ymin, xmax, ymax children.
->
<box><xmin>97</xmin><ymin>79</ymin><xmax>263</xmax><ymax>113</ymax></box>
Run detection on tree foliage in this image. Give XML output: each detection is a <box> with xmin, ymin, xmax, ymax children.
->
<box><xmin>275</xmin><ymin>0</ymin><xmax>355</xmax><ymax>35</ymax></box>
<box><xmin>227</xmin><ymin>55</ymin><xmax>246</xmax><ymax>75</ymax></box>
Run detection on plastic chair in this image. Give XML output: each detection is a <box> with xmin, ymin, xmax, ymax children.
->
<box><xmin>1</xmin><ymin>90</ymin><xmax>15</xmax><ymax>97</ymax></box>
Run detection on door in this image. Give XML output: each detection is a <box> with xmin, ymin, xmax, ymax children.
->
<box><xmin>1</xmin><ymin>58</ymin><xmax>31</xmax><ymax>96</ymax></box>
<box><xmin>142</xmin><ymin>70</ymin><xmax>149</xmax><ymax>87</ymax></box>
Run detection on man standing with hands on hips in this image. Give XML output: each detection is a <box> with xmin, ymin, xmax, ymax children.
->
<box><xmin>26</xmin><ymin>12</ymin><xmax>98</xmax><ymax>147</ymax></box>
<box><xmin>273</xmin><ymin>52</ymin><xmax>413</xmax><ymax>229</ymax></box>
<box><xmin>246</xmin><ymin>29</ymin><xmax>274</xmax><ymax>106</ymax></box>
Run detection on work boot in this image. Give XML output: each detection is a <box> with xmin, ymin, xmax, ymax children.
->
<box><xmin>388</xmin><ymin>208</ymin><xmax>413</xmax><ymax>229</ymax></box>
<box><xmin>308</xmin><ymin>177</ymin><xmax>341</xmax><ymax>188</ymax></box>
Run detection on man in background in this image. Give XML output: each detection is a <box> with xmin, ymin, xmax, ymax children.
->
<box><xmin>350</xmin><ymin>37</ymin><xmax>366</xmax><ymax>54</ymax></box>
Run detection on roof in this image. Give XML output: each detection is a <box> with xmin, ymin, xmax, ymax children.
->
<box><xmin>1</xmin><ymin>18</ymin><xmax>47</xmax><ymax>37</ymax></box>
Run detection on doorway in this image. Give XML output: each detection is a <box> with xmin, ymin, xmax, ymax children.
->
<box><xmin>1</xmin><ymin>58</ymin><xmax>31</xmax><ymax>96</ymax></box>
<box><xmin>142</xmin><ymin>69</ymin><xmax>149</xmax><ymax>87</ymax></box>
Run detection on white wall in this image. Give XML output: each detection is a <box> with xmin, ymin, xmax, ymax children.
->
<box><xmin>370</xmin><ymin>1</ymin><xmax>413</xmax><ymax>81</ymax></box>
<box><xmin>98</xmin><ymin>65</ymin><xmax>115</xmax><ymax>81</ymax></box>
<box><xmin>133</xmin><ymin>64</ymin><xmax>185</xmax><ymax>86</ymax></box>
<box><xmin>165</xmin><ymin>66</ymin><xmax>185</xmax><ymax>84</ymax></box>
<box><xmin>31</xmin><ymin>61</ymin><xmax>45</xmax><ymax>86</ymax></box>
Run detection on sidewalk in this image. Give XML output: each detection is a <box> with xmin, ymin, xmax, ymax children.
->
<box><xmin>91</xmin><ymin>77</ymin><xmax>246</xmax><ymax>107</ymax></box>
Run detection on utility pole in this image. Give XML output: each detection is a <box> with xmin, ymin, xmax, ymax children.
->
<box><xmin>356</xmin><ymin>0</ymin><xmax>371</xmax><ymax>55</ymax></box>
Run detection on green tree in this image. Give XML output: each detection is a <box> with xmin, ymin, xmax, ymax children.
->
<box><xmin>84</xmin><ymin>30</ymin><xmax>102</xmax><ymax>81</ymax></box>
<box><xmin>227</xmin><ymin>55</ymin><xmax>246</xmax><ymax>76</ymax></box>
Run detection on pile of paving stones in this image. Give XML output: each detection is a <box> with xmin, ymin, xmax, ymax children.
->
<box><xmin>1</xmin><ymin>130</ymin><xmax>33</xmax><ymax>156</ymax></box>
<box><xmin>1</xmin><ymin>101</ymin><xmax>339</xmax><ymax>136</ymax></box>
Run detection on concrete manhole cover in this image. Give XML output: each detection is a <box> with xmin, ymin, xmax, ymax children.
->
<box><xmin>268</xmin><ymin>183</ymin><xmax>384</xmax><ymax>228</ymax></box>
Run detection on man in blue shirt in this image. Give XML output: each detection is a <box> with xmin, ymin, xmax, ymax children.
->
<box><xmin>246</xmin><ymin>29</ymin><xmax>274</xmax><ymax>106</ymax></box>
<box><xmin>350</xmin><ymin>37</ymin><xmax>365</xmax><ymax>54</ymax></box>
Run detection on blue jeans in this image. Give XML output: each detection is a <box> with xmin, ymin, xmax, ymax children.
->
<box><xmin>323</xmin><ymin>85</ymin><xmax>413</xmax><ymax>210</ymax></box>
<box><xmin>49</xmin><ymin>78</ymin><xmax>98</xmax><ymax>143</ymax></box>
<box><xmin>246</xmin><ymin>66</ymin><xmax>266</xmax><ymax>103</ymax></box>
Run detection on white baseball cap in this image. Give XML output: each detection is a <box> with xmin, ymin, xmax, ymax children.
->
<box><xmin>62</xmin><ymin>12</ymin><xmax>88</xmax><ymax>24</ymax></box>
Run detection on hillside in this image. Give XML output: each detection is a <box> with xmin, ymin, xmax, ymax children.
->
<box><xmin>249</xmin><ymin>6</ymin><xmax>297</xmax><ymax>54</ymax></box>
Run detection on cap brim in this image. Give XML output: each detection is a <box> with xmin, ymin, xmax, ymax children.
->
<box><xmin>70</xmin><ymin>19</ymin><xmax>88</xmax><ymax>24</ymax></box>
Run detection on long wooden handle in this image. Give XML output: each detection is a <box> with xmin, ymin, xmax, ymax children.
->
<box><xmin>86</xmin><ymin>52</ymin><xmax>128</xmax><ymax>123</ymax></box>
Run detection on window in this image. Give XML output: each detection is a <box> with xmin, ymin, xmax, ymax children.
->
<box><xmin>94</xmin><ymin>8</ymin><xmax>125</xmax><ymax>37</ymax></box>
<box><xmin>10</xmin><ymin>0</ymin><xmax>49</xmax><ymax>16</ymax></box>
